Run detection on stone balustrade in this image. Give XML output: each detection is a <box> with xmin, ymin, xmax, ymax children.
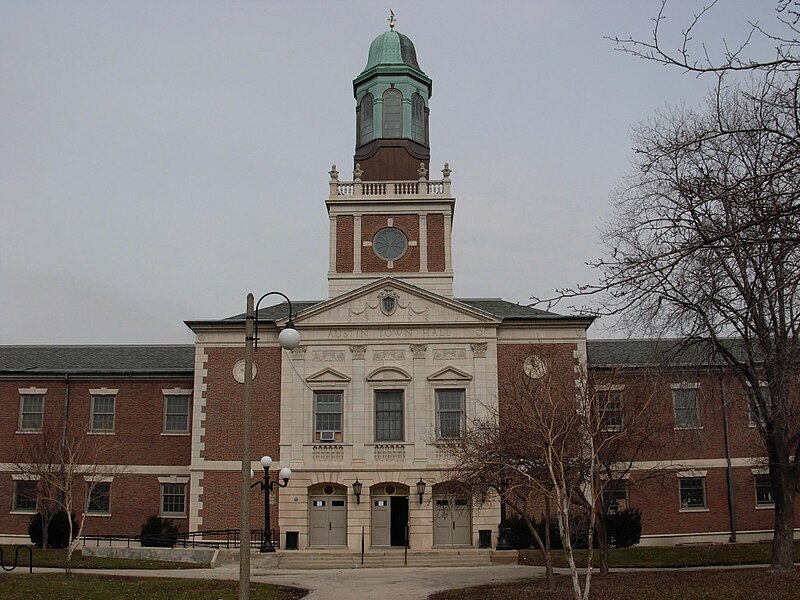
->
<box><xmin>327</xmin><ymin>163</ymin><xmax>453</xmax><ymax>200</ymax></box>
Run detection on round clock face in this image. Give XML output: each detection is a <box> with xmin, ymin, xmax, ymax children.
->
<box><xmin>232</xmin><ymin>359</ymin><xmax>257</xmax><ymax>383</ymax></box>
<box><xmin>523</xmin><ymin>355</ymin><xmax>547</xmax><ymax>379</ymax></box>
<box><xmin>373</xmin><ymin>227</ymin><xmax>408</xmax><ymax>261</ymax></box>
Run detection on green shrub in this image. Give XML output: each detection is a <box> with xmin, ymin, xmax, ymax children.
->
<box><xmin>28</xmin><ymin>511</ymin><xmax>79</xmax><ymax>548</ymax></box>
<box><xmin>505</xmin><ymin>515</ymin><xmax>534</xmax><ymax>549</ymax></box>
<box><xmin>605</xmin><ymin>508</ymin><xmax>642</xmax><ymax>548</ymax></box>
<box><xmin>140</xmin><ymin>515</ymin><xmax>179</xmax><ymax>547</ymax></box>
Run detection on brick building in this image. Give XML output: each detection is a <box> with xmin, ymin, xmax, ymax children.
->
<box><xmin>1</xmin><ymin>26</ymin><xmax>797</xmax><ymax>548</ymax></box>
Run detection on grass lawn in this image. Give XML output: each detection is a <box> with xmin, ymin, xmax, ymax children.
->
<box><xmin>430</xmin><ymin>568</ymin><xmax>800</xmax><ymax>600</ymax></box>
<box><xmin>0</xmin><ymin>545</ymin><xmax>204</xmax><ymax>570</ymax></box>
<box><xmin>518</xmin><ymin>541</ymin><xmax>800</xmax><ymax>568</ymax></box>
<box><xmin>0</xmin><ymin>574</ymin><xmax>306</xmax><ymax>599</ymax></box>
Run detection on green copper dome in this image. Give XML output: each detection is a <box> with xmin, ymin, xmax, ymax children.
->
<box><xmin>363</xmin><ymin>30</ymin><xmax>423</xmax><ymax>72</ymax></box>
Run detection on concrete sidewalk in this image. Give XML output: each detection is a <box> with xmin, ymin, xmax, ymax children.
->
<box><xmin>13</xmin><ymin>563</ymin><xmax>540</xmax><ymax>600</ymax></box>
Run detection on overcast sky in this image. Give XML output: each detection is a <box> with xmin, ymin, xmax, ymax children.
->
<box><xmin>1</xmin><ymin>1</ymin><xmax>781</xmax><ymax>344</ymax></box>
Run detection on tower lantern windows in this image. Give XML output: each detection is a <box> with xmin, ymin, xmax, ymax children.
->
<box><xmin>359</xmin><ymin>93</ymin><xmax>374</xmax><ymax>146</ymax></box>
<box><xmin>411</xmin><ymin>93</ymin><xmax>426</xmax><ymax>143</ymax></box>
<box><xmin>382</xmin><ymin>89</ymin><xmax>403</xmax><ymax>138</ymax></box>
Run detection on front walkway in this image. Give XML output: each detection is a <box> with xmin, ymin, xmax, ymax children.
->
<box><xmin>12</xmin><ymin>563</ymin><xmax>540</xmax><ymax>600</ymax></box>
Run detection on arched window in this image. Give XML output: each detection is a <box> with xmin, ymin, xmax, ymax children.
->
<box><xmin>411</xmin><ymin>93</ymin><xmax>426</xmax><ymax>143</ymax></box>
<box><xmin>359</xmin><ymin>94</ymin><xmax>373</xmax><ymax>145</ymax></box>
<box><xmin>382</xmin><ymin>89</ymin><xmax>402</xmax><ymax>138</ymax></box>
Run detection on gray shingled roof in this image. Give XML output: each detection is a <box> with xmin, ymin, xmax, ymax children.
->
<box><xmin>223</xmin><ymin>301</ymin><xmax>322</xmax><ymax>322</ymax></box>
<box><xmin>223</xmin><ymin>299</ymin><xmax>572</xmax><ymax>322</ymax></box>
<box><xmin>457</xmin><ymin>299</ymin><xmax>568</xmax><ymax>319</ymax></box>
<box><xmin>0</xmin><ymin>345</ymin><xmax>195</xmax><ymax>374</ymax></box>
<box><xmin>587</xmin><ymin>339</ymin><xmax>747</xmax><ymax>368</ymax></box>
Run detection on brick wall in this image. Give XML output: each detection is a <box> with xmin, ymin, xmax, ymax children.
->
<box><xmin>335</xmin><ymin>215</ymin><xmax>354</xmax><ymax>273</ymax></box>
<box><xmin>1</xmin><ymin>375</ymin><xmax>193</xmax><ymax>538</ymax></box>
<box><xmin>360</xmin><ymin>214</ymin><xmax>420</xmax><ymax>273</ymax></box>
<box><xmin>200</xmin><ymin>346</ymin><xmax>281</xmax><ymax>462</ymax></box>
<box><xmin>426</xmin><ymin>213</ymin><xmax>445</xmax><ymax>272</ymax></box>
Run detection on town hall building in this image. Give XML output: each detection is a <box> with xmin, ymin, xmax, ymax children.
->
<box><xmin>1</xmin><ymin>25</ymin><xmax>797</xmax><ymax>551</ymax></box>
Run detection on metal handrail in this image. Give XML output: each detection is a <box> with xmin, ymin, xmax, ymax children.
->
<box><xmin>0</xmin><ymin>545</ymin><xmax>33</xmax><ymax>573</ymax></box>
<box><xmin>81</xmin><ymin>528</ymin><xmax>280</xmax><ymax>550</ymax></box>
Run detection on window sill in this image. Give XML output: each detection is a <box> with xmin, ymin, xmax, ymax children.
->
<box><xmin>86</xmin><ymin>513</ymin><xmax>112</xmax><ymax>518</ymax></box>
<box><xmin>15</xmin><ymin>430</ymin><xmax>43</xmax><ymax>435</ymax></box>
<box><xmin>159</xmin><ymin>514</ymin><xmax>187</xmax><ymax>519</ymax></box>
<box><xmin>161</xmin><ymin>432</ymin><xmax>190</xmax><ymax>437</ymax></box>
<box><xmin>87</xmin><ymin>431</ymin><xmax>116</xmax><ymax>436</ymax></box>
<box><xmin>10</xmin><ymin>510</ymin><xmax>37</xmax><ymax>515</ymax></box>
<box><xmin>673</xmin><ymin>426</ymin><xmax>704</xmax><ymax>431</ymax></box>
<box><xmin>679</xmin><ymin>507</ymin><xmax>709</xmax><ymax>513</ymax></box>
<box><xmin>755</xmin><ymin>504</ymin><xmax>775</xmax><ymax>510</ymax></box>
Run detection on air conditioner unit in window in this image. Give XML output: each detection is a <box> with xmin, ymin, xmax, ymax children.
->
<box><xmin>319</xmin><ymin>430</ymin><xmax>336</xmax><ymax>442</ymax></box>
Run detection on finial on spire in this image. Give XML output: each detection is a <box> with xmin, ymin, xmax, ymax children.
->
<box><xmin>387</xmin><ymin>9</ymin><xmax>396</xmax><ymax>30</ymax></box>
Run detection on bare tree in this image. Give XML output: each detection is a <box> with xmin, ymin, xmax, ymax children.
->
<box><xmin>437</xmin><ymin>417</ymin><xmax>557</xmax><ymax>591</ymax></box>
<box><xmin>587</xmin><ymin>368</ymin><xmax>668</xmax><ymax>576</ymax></box>
<box><xmin>546</xmin><ymin>72</ymin><xmax>800</xmax><ymax>570</ymax></box>
<box><xmin>12</xmin><ymin>424</ymin><xmax>122</xmax><ymax>574</ymax></box>
<box><xmin>611</xmin><ymin>1</ymin><xmax>800</xmax><ymax>76</ymax></box>
<box><xmin>440</xmin><ymin>348</ymin><xmax>665</xmax><ymax>598</ymax></box>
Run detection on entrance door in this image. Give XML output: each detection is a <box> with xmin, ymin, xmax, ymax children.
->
<box><xmin>309</xmin><ymin>495</ymin><xmax>347</xmax><ymax>547</ymax></box>
<box><xmin>371</xmin><ymin>495</ymin><xmax>409</xmax><ymax>547</ymax></box>
<box><xmin>390</xmin><ymin>496</ymin><xmax>409</xmax><ymax>547</ymax></box>
<box><xmin>433</xmin><ymin>496</ymin><xmax>472</xmax><ymax>546</ymax></box>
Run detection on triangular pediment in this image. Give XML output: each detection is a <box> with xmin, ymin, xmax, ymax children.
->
<box><xmin>366</xmin><ymin>366</ymin><xmax>412</xmax><ymax>383</ymax></box>
<box><xmin>306</xmin><ymin>367</ymin><xmax>351</xmax><ymax>383</ymax></box>
<box><xmin>283</xmin><ymin>277</ymin><xmax>501</xmax><ymax>329</ymax></box>
<box><xmin>427</xmin><ymin>366</ymin><xmax>473</xmax><ymax>382</ymax></box>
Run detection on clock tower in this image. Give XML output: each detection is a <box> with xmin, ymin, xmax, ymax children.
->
<box><xmin>326</xmin><ymin>26</ymin><xmax>455</xmax><ymax>298</ymax></box>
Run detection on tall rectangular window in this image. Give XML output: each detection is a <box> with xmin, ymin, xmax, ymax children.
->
<box><xmin>314</xmin><ymin>391</ymin><xmax>343</xmax><ymax>442</ymax></box>
<box><xmin>19</xmin><ymin>395</ymin><xmax>44</xmax><ymax>432</ymax></box>
<box><xmin>672</xmin><ymin>386</ymin><xmax>700</xmax><ymax>429</ymax></box>
<box><xmin>748</xmin><ymin>385</ymin><xmax>771</xmax><ymax>426</ymax></box>
<box><xmin>91</xmin><ymin>395</ymin><xmax>116</xmax><ymax>432</ymax></box>
<box><xmin>679</xmin><ymin>477</ymin><xmax>706</xmax><ymax>509</ymax></box>
<box><xmin>436</xmin><ymin>389</ymin><xmax>465</xmax><ymax>439</ymax></box>
<box><xmin>163</xmin><ymin>395</ymin><xmax>191</xmax><ymax>433</ymax></box>
<box><xmin>755</xmin><ymin>475</ymin><xmax>774</xmax><ymax>507</ymax></box>
<box><xmin>13</xmin><ymin>480</ymin><xmax>37</xmax><ymax>512</ymax></box>
<box><xmin>375</xmin><ymin>390</ymin><xmax>404</xmax><ymax>441</ymax></box>
<box><xmin>87</xmin><ymin>482</ymin><xmax>111</xmax><ymax>514</ymax></box>
<box><xmin>160</xmin><ymin>483</ymin><xmax>187</xmax><ymax>516</ymax></box>
<box><xmin>382</xmin><ymin>89</ymin><xmax>402</xmax><ymax>138</ymax></box>
<box><xmin>602</xmin><ymin>480</ymin><xmax>629</xmax><ymax>513</ymax></box>
<box><xmin>597</xmin><ymin>389</ymin><xmax>624</xmax><ymax>431</ymax></box>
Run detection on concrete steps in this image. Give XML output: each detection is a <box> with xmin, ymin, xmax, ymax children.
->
<box><xmin>274</xmin><ymin>548</ymin><xmax>502</xmax><ymax>569</ymax></box>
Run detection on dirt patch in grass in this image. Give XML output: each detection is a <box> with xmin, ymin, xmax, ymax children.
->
<box><xmin>430</xmin><ymin>568</ymin><xmax>800</xmax><ymax>600</ymax></box>
<box><xmin>0</xmin><ymin>573</ymin><xmax>307</xmax><ymax>599</ymax></box>
<box><xmin>0</xmin><ymin>545</ymin><xmax>204</xmax><ymax>570</ymax></box>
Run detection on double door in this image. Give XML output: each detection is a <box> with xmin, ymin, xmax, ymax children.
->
<box><xmin>433</xmin><ymin>496</ymin><xmax>471</xmax><ymax>546</ymax></box>
<box><xmin>309</xmin><ymin>495</ymin><xmax>347</xmax><ymax>547</ymax></box>
<box><xmin>371</xmin><ymin>495</ymin><xmax>409</xmax><ymax>547</ymax></box>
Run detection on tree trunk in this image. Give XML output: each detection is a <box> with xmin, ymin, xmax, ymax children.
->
<box><xmin>545</xmin><ymin>496</ymin><xmax>554</xmax><ymax>590</ymax></box>
<box><xmin>596</xmin><ymin>515</ymin><xmax>610</xmax><ymax>576</ymax></box>
<box><xmin>524</xmin><ymin>514</ymin><xmax>554</xmax><ymax>591</ymax></box>
<box><xmin>40</xmin><ymin>513</ymin><xmax>50</xmax><ymax>551</ymax></box>
<box><xmin>770</xmin><ymin>462</ymin><xmax>796</xmax><ymax>571</ymax></box>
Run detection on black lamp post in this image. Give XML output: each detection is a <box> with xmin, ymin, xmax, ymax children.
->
<box><xmin>496</xmin><ymin>479</ymin><xmax>512</xmax><ymax>551</ymax></box>
<box><xmin>352</xmin><ymin>479</ymin><xmax>363</xmax><ymax>504</ymax></box>
<box><xmin>239</xmin><ymin>292</ymin><xmax>299</xmax><ymax>600</ymax></box>
<box><xmin>251</xmin><ymin>455</ymin><xmax>291</xmax><ymax>552</ymax></box>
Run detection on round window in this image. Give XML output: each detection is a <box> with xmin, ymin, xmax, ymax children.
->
<box><xmin>373</xmin><ymin>228</ymin><xmax>408</xmax><ymax>261</ymax></box>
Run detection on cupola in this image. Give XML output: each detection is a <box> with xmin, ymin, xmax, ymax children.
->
<box><xmin>353</xmin><ymin>27</ymin><xmax>432</xmax><ymax>181</ymax></box>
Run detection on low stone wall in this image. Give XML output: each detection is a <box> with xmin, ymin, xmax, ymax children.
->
<box><xmin>81</xmin><ymin>545</ymin><xmax>218</xmax><ymax>565</ymax></box>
